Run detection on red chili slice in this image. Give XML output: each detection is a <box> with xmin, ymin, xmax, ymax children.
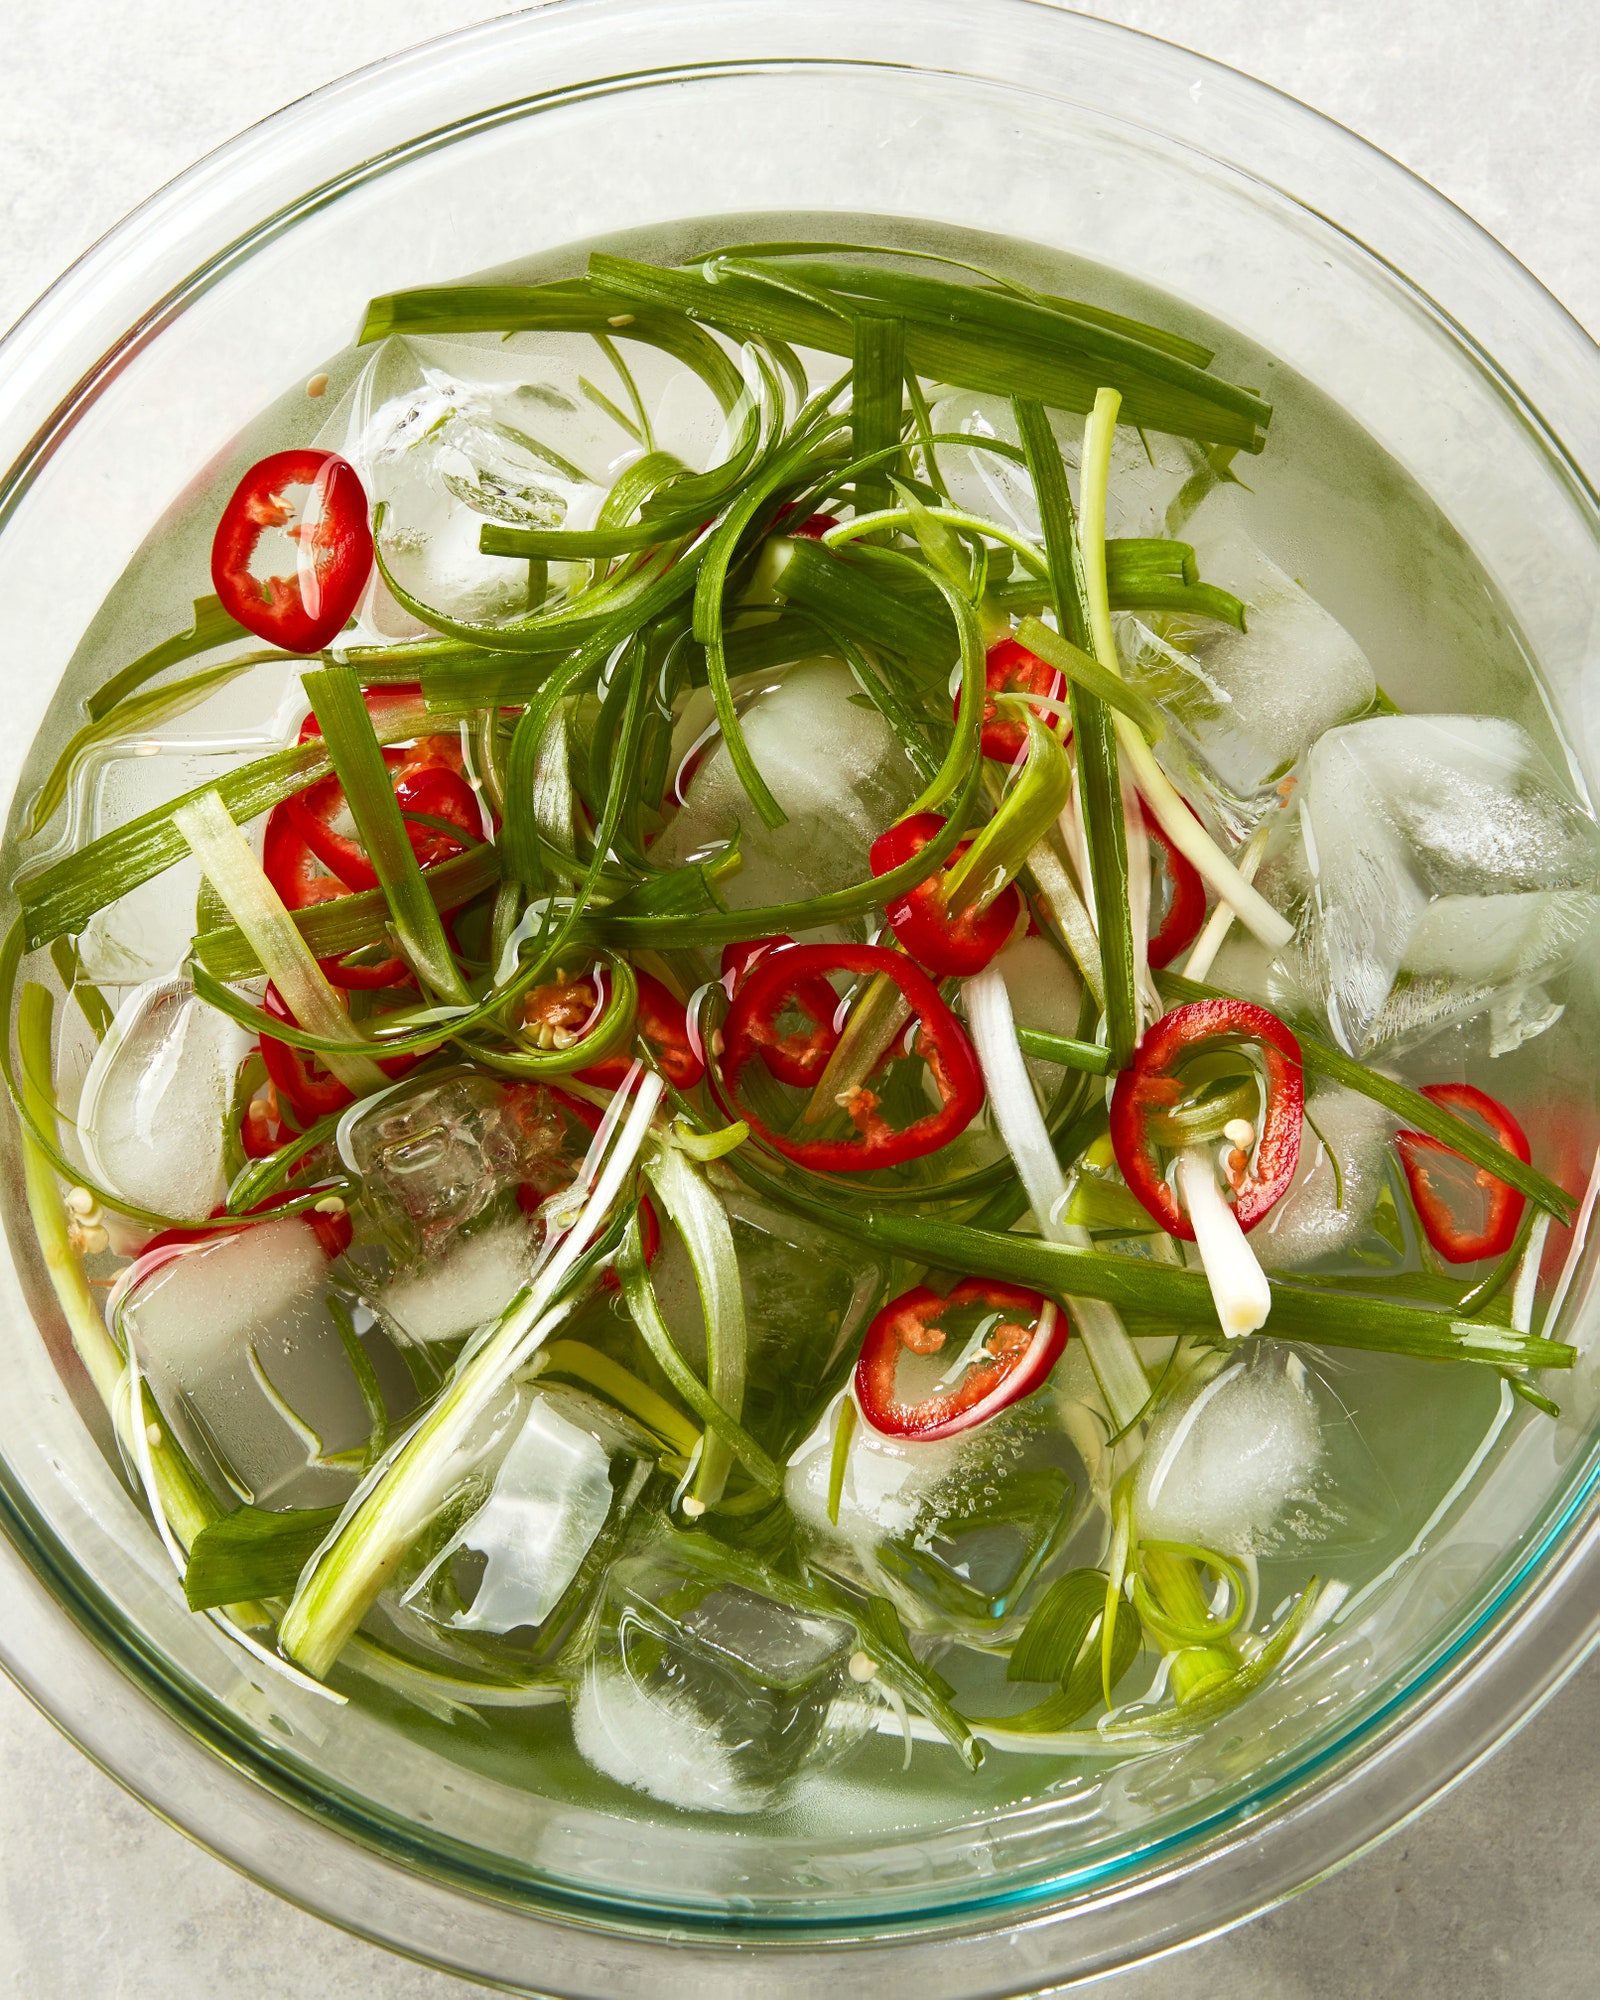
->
<box><xmin>1397</xmin><ymin>1083</ymin><xmax>1530</xmax><ymax>1264</ymax></box>
<box><xmin>134</xmin><ymin>1189</ymin><xmax>353</xmax><ymax>1275</ymax></box>
<box><xmin>258</xmin><ymin>983</ymin><xmax>415</xmax><ymax>1124</ymax></box>
<box><xmin>718</xmin><ymin>942</ymin><xmax>984</xmax><ymax>1172</ymax></box>
<box><xmin>211</xmin><ymin>449</ymin><xmax>373</xmax><ymax>654</ymax></box>
<box><xmin>959</xmin><ymin>636</ymin><xmax>1067</xmax><ymax>766</ymax></box>
<box><xmin>509</xmin><ymin>1084</ymin><xmax>661</xmax><ymax>1290</ymax></box>
<box><xmin>870</xmin><ymin>811</ymin><xmax>1023</xmax><ymax>979</ymax></box>
<box><xmin>393</xmin><ymin>763</ymin><xmax>481</xmax><ymax>866</ymax></box>
<box><xmin>576</xmin><ymin>969</ymin><xmax>705</xmax><ymax>1092</ymax></box>
<box><xmin>719</xmin><ymin>936</ymin><xmax>842</xmax><ymax>1087</ymax></box>
<box><xmin>1110</xmin><ymin>999</ymin><xmax>1304</xmax><ymax>1239</ymax></box>
<box><xmin>772</xmin><ymin>504</ymin><xmax>840</xmax><ymax>541</ymax></box>
<box><xmin>285</xmin><ymin>750</ymin><xmax>478</xmax><ymax>891</ymax></box>
<box><xmin>1143</xmin><ymin>805</ymin><xmax>1207</xmax><ymax>970</ymax></box>
<box><xmin>261</xmin><ymin>804</ymin><xmax>411</xmax><ymax>990</ymax></box>
<box><xmin>855</xmin><ymin>1279</ymin><xmax>1066</xmax><ymax>1441</ymax></box>
<box><xmin>288</xmin><ymin>684</ymin><xmax>476</xmax><ymax>890</ymax></box>
<box><xmin>296</xmin><ymin>683</ymin><xmax>434</xmax><ymax>747</ymax></box>
<box><xmin>241</xmin><ymin>1079</ymin><xmax>289</xmax><ymax>1159</ymax></box>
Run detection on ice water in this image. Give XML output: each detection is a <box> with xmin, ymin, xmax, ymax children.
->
<box><xmin>13</xmin><ymin>207</ymin><xmax>1597</xmax><ymax>1849</ymax></box>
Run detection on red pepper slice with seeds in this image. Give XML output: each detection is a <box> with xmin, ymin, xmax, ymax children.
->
<box><xmin>772</xmin><ymin>505</ymin><xmax>840</xmax><ymax>541</ymax></box>
<box><xmin>258</xmin><ymin>982</ymin><xmax>416</xmax><ymax>1124</ymax></box>
<box><xmin>855</xmin><ymin>1279</ymin><xmax>1066</xmax><ymax>1441</ymax></box>
<box><xmin>134</xmin><ymin>1189</ymin><xmax>353</xmax><ymax>1271</ymax></box>
<box><xmin>717</xmin><ymin>943</ymin><xmax>984</xmax><ymax>1172</ymax></box>
<box><xmin>1110</xmin><ymin>999</ymin><xmax>1303</xmax><ymax>1239</ymax></box>
<box><xmin>288</xmin><ymin>685</ymin><xmax>479</xmax><ymax>891</ymax></box>
<box><xmin>240</xmin><ymin>1077</ymin><xmax>290</xmax><ymax>1159</ymax></box>
<box><xmin>960</xmin><ymin>636</ymin><xmax>1067</xmax><ymax>765</ymax></box>
<box><xmin>211</xmin><ymin>449</ymin><xmax>373</xmax><ymax>653</ymax></box>
<box><xmin>267</xmin><ymin>689</ymin><xmax>479</xmax><ymax>986</ymax></box>
<box><xmin>1397</xmin><ymin>1083</ymin><xmax>1530</xmax><ymax>1264</ymax></box>
<box><xmin>719</xmin><ymin>936</ymin><xmax>842</xmax><ymax>1087</ymax></box>
<box><xmin>870</xmin><ymin>811</ymin><xmax>1023</xmax><ymax>979</ymax></box>
<box><xmin>576</xmin><ymin>969</ymin><xmax>704</xmax><ymax>1092</ymax></box>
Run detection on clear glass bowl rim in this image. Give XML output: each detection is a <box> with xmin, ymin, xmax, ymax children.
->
<box><xmin>2</xmin><ymin>3</ymin><xmax>1599</xmax><ymax>1992</ymax></box>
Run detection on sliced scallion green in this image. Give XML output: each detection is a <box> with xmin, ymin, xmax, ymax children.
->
<box><xmin>172</xmin><ymin>789</ymin><xmax>387</xmax><ymax>1094</ymax></box>
<box><xmin>303</xmin><ymin>669</ymin><xmax>471</xmax><ymax>1005</ymax></box>
<box><xmin>1017</xmin><ymin>395</ymin><xmax>1138</xmax><ymax>1067</ymax></box>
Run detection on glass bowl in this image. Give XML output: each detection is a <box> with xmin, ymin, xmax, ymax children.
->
<box><xmin>3</xmin><ymin>2</ymin><xmax>1600</xmax><ymax>1991</ymax></box>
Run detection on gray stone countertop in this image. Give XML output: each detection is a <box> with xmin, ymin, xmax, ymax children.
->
<box><xmin>2</xmin><ymin>3</ymin><xmax>1597</xmax><ymax>1995</ymax></box>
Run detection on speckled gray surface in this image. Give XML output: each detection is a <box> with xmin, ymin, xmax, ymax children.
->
<box><xmin>2</xmin><ymin>4</ymin><xmax>1598</xmax><ymax>1996</ymax></box>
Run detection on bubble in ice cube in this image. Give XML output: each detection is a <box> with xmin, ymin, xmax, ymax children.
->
<box><xmin>121</xmin><ymin>1215</ymin><xmax>379</xmax><ymax>1506</ymax></box>
<box><xmin>927</xmin><ymin>391</ymin><xmax>1211</xmax><ymax>539</ymax></box>
<box><xmin>1302</xmin><ymin>713</ymin><xmax>1600</xmax><ymax>1053</ymax></box>
<box><xmin>1120</xmin><ymin>519</ymin><xmax>1375</xmax><ymax>833</ymax></box>
<box><xmin>1254</xmin><ymin>1085</ymin><xmax>1399</xmax><ymax>1272</ymax></box>
<box><xmin>787</xmin><ymin>1394</ymin><xmax>1077</xmax><ymax>1635</ymax></box>
<box><xmin>373</xmin><ymin>1214</ymin><xmax>538</xmax><ymax>1345</ymax></box>
<box><xmin>343</xmin><ymin>1071</ymin><xmax>528</xmax><ymax>1259</ymax></box>
<box><xmin>650</xmin><ymin>659</ymin><xmax>918</xmax><ymax>911</ymax></box>
<box><xmin>1135</xmin><ymin>1349</ymin><xmax>1322</xmax><ymax>1556</ymax></box>
<box><xmin>77</xmin><ymin>980</ymin><xmax>252</xmax><ymax>1222</ymax></box>
<box><xmin>572</xmin><ymin>1547</ymin><xmax>863</xmax><ymax>1814</ymax></box>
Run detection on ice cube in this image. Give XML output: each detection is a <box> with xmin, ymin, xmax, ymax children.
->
<box><xmin>338</xmin><ymin>338</ymin><xmax>617</xmax><ymax>634</ymax></box>
<box><xmin>122</xmin><ymin>1215</ymin><xmax>381</xmax><ymax>1506</ymax></box>
<box><xmin>77</xmin><ymin>980</ymin><xmax>253</xmax><ymax>1222</ymax></box>
<box><xmin>1302</xmin><ymin>713</ymin><xmax>1600</xmax><ymax>1053</ymax></box>
<box><xmin>417</xmin><ymin>1391</ymin><xmax>629</xmax><ymax>1636</ymax></box>
<box><xmin>43</xmin><ymin>661</ymin><xmax>309</xmax><ymax>984</ymax></box>
<box><xmin>373</xmin><ymin>1214</ymin><xmax>538</xmax><ymax>1345</ymax></box>
<box><xmin>572</xmin><ymin>1547</ymin><xmax>862</xmax><ymax>1814</ymax></box>
<box><xmin>343</xmin><ymin>1071</ymin><xmax>529</xmax><ymax>1259</ymax></box>
<box><xmin>650</xmin><ymin>659</ymin><xmax>918</xmax><ymax>911</ymax></box>
<box><xmin>639</xmin><ymin>1180</ymin><xmax>882</xmax><ymax>1460</ymax></box>
<box><xmin>1135</xmin><ymin>1348</ymin><xmax>1321</xmax><ymax>1555</ymax></box>
<box><xmin>1120</xmin><ymin>519</ymin><xmax>1376</xmax><ymax>832</ymax></box>
<box><xmin>787</xmin><ymin>1394</ymin><xmax>1078</xmax><ymax>1634</ymax></box>
<box><xmin>926</xmin><ymin>391</ymin><xmax>1210</xmax><ymax>539</ymax></box>
<box><xmin>70</xmin><ymin>746</ymin><xmax>267</xmax><ymax>984</ymax></box>
<box><xmin>1254</xmin><ymin>1085</ymin><xmax>1399</xmax><ymax>1272</ymax></box>
<box><xmin>332</xmin><ymin>333</ymin><xmax>728</xmax><ymax>641</ymax></box>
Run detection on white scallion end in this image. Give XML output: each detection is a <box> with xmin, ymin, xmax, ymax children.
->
<box><xmin>1177</xmin><ymin>1148</ymin><xmax>1272</xmax><ymax>1339</ymax></box>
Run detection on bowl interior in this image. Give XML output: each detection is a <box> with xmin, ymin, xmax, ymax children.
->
<box><xmin>2</xmin><ymin>0</ymin><xmax>1600</xmax><ymax>1970</ymax></box>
